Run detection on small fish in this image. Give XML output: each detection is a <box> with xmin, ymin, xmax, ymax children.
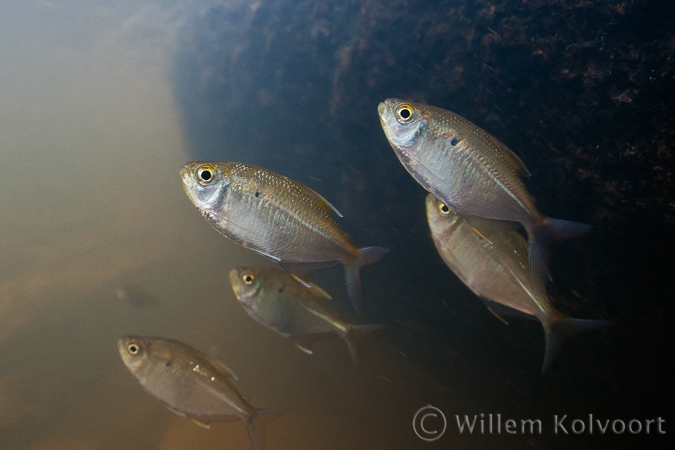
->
<box><xmin>117</xmin><ymin>336</ymin><xmax>285</xmax><ymax>450</ymax></box>
<box><xmin>425</xmin><ymin>194</ymin><xmax>608</xmax><ymax>373</ymax></box>
<box><xmin>378</xmin><ymin>99</ymin><xmax>590</xmax><ymax>297</ymax></box>
<box><xmin>115</xmin><ymin>284</ymin><xmax>158</xmax><ymax>307</ymax></box>
<box><xmin>229</xmin><ymin>267</ymin><xmax>382</xmax><ymax>367</ymax></box>
<box><xmin>180</xmin><ymin>161</ymin><xmax>389</xmax><ymax>315</ymax></box>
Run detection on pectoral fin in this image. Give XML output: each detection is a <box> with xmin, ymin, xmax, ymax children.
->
<box><xmin>203</xmin><ymin>355</ymin><xmax>239</xmax><ymax>381</ymax></box>
<box><xmin>290</xmin><ymin>274</ymin><xmax>332</xmax><ymax>300</ymax></box>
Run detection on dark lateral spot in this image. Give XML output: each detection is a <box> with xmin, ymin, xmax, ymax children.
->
<box><xmin>255</xmin><ymin>191</ymin><xmax>260</xmax><ymax>198</ymax></box>
<box><xmin>450</xmin><ymin>137</ymin><xmax>460</xmax><ymax>146</ymax></box>
<box><xmin>278</xmin><ymin>287</ymin><xmax>284</xmax><ymax>294</ymax></box>
<box><xmin>166</xmin><ymin>361</ymin><xmax>172</xmax><ymax>367</ymax></box>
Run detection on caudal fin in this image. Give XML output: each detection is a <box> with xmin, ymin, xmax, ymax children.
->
<box><xmin>342</xmin><ymin>324</ymin><xmax>384</xmax><ymax>368</ymax></box>
<box><xmin>528</xmin><ymin>218</ymin><xmax>592</xmax><ymax>299</ymax></box>
<box><xmin>541</xmin><ymin>317</ymin><xmax>610</xmax><ymax>375</ymax></box>
<box><xmin>245</xmin><ymin>407</ymin><xmax>288</xmax><ymax>450</ymax></box>
<box><xmin>344</xmin><ymin>246</ymin><xmax>389</xmax><ymax>315</ymax></box>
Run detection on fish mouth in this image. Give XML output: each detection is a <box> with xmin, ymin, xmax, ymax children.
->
<box><xmin>228</xmin><ymin>269</ymin><xmax>240</xmax><ymax>291</ymax></box>
<box><xmin>377</xmin><ymin>101</ymin><xmax>396</xmax><ymax>140</ymax></box>
<box><xmin>377</xmin><ymin>101</ymin><xmax>386</xmax><ymax>118</ymax></box>
<box><xmin>179</xmin><ymin>165</ymin><xmax>192</xmax><ymax>187</ymax></box>
<box><xmin>179</xmin><ymin>165</ymin><xmax>201</xmax><ymax>204</ymax></box>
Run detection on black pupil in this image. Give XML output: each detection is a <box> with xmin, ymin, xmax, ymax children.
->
<box><xmin>244</xmin><ymin>275</ymin><xmax>252</xmax><ymax>283</ymax></box>
<box><xmin>442</xmin><ymin>205</ymin><xmax>449</xmax><ymax>213</ymax></box>
<box><xmin>399</xmin><ymin>108</ymin><xmax>411</xmax><ymax>119</ymax></box>
<box><xmin>129</xmin><ymin>345</ymin><xmax>138</xmax><ymax>353</ymax></box>
<box><xmin>200</xmin><ymin>170</ymin><xmax>211</xmax><ymax>181</ymax></box>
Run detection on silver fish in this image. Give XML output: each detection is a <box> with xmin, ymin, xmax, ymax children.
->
<box><xmin>425</xmin><ymin>194</ymin><xmax>608</xmax><ymax>373</ymax></box>
<box><xmin>180</xmin><ymin>161</ymin><xmax>388</xmax><ymax>315</ymax></box>
<box><xmin>117</xmin><ymin>336</ymin><xmax>285</xmax><ymax>450</ymax></box>
<box><xmin>229</xmin><ymin>267</ymin><xmax>382</xmax><ymax>367</ymax></box>
<box><xmin>379</xmin><ymin>99</ymin><xmax>590</xmax><ymax>297</ymax></box>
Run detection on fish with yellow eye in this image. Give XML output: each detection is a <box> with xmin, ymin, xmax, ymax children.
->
<box><xmin>117</xmin><ymin>336</ymin><xmax>285</xmax><ymax>450</ymax></box>
<box><xmin>229</xmin><ymin>267</ymin><xmax>383</xmax><ymax>367</ymax></box>
<box><xmin>425</xmin><ymin>194</ymin><xmax>609</xmax><ymax>374</ymax></box>
<box><xmin>378</xmin><ymin>99</ymin><xmax>591</xmax><ymax>299</ymax></box>
<box><xmin>180</xmin><ymin>161</ymin><xmax>389</xmax><ymax>315</ymax></box>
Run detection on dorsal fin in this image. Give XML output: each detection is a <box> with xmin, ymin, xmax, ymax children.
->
<box><xmin>295</xmin><ymin>183</ymin><xmax>344</xmax><ymax>217</ymax></box>
<box><xmin>201</xmin><ymin>354</ymin><xmax>239</xmax><ymax>381</ymax></box>
<box><xmin>291</xmin><ymin>273</ymin><xmax>332</xmax><ymax>300</ymax></box>
<box><xmin>489</xmin><ymin>134</ymin><xmax>531</xmax><ymax>177</ymax></box>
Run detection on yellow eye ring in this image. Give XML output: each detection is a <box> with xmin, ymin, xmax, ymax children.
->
<box><xmin>242</xmin><ymin>273</ymin><xmax>255</xmax><ymax>285</ymax></box>
<box><xmin>196</xmin><ymin>165</ymin><xmax>216</xmax><ymax>186</ymax></box>
<box><xmin>127</xmin><ymin>343</ymin><xmax>140</xmax><ymax>355</ymax></box>
<box><xmin>438</xmin><ymin>203</ymin><xmax>451</xmax><ymax>215</ymax></box>
<box><xmin>395</xmin><ymin>104</ymin><xmax>414</xmax><ymax>124</ymax></box>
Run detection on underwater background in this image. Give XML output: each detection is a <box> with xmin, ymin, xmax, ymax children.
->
<box><xmin>0</xmin><ymin>0</ymin><xmax>672</xmax><ymax>449</ymax></box>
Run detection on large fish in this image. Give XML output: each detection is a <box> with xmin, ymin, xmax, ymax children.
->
<box><xmin>378</xmin><ymin>99</ymin><xmax>590</xmax><ymax>297</ymax></box>
<box><xmin>180</xmin><ymin>162</ymin><xmax>388</xmax><ymax>315</ymax></box>
<box><xmin>117</xmin><ymin>336</ymin><xmax>285</xmax><ymax>450</ymax></box>
<box><xmin>229</xmin><ymin>267</ymin><xmax>382</xmax><ymax>367</ymax></box>
<box><xmin>425</xmin><ymin>194</ymin><xmax>608</xmax><ymax>373</ymax></box>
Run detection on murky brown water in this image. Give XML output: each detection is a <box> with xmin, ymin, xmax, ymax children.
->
<box><xmin>1</xmin><ymin>2</ymin><xmax>670</xmax><ymax>450</ymax></box>
<box><xmin>0</xmin><ymin>3</ymin><xmax>443</xmax><ymax>449</ymax></box>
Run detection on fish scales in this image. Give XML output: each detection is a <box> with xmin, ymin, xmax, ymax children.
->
<box><xmin>425</xmin><ymin>194</ymin><xmax>608</xmax><ymax>373</ymax></box>
<box><xmin>181</xmin><ymin>161</ymin><xmax>389</xmax><ymax>315</ymax></box>
<box><xmin>379</xmin><ymin>99</ymin><xmax>591</xmax><ymax>300</ymax></box>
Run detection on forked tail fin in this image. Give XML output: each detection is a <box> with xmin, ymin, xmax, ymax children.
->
<box><xmin>528</xmin><ymin>218</ymin><xmax>592</xmax><ymax>299</ymax></box>
<box><xmin>245</xmin><ymin>407</ymin><xmax>288</xmax><ymax>450</ymax></box>
<box><xmin>541</xmin><ymin>317</ymin><xmax>610</xmax><ymax>375</ymax></box>
<box><xmin>344</xmin><ymin>246</ymin><xmax>389</xmax><ymax>315</ymax></box>
<box><xmin>342</xmin><ymin>324</ymin><xmax>385</xmax><ymax>368</ymax></box>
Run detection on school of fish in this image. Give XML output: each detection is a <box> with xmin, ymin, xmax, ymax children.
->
<box><xmin>115</xmin><ymin>98</ymin><xmax>609</xmax><ymax>448</ymax></box>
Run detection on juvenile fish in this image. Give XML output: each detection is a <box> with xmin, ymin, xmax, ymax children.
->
<box><xmin>379</xmin><ymin>99</ymin><xmax>590</xmax><ymax>297</ymax></box>
<box><xmin>425</xmin><ymin>194</ymin><xmax>608</xmax><ymax>373</ymax></box>
<box><xmin>180</xmin><ymin>161</ymin><xmax>388</xmax><ymax>315</ymax></box>
<box><xmin>117</xmin><ymin>336</ymin><xmax>285</xmax><ymax>450</ymax></box>
<box><xmin>229</xmin><ymin>267</ymin><xmax>382</xmax><ymax>367</ymax></box>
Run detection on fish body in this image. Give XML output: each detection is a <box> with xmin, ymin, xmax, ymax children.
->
<box><xmin>425</xmin><ymin>194</ymin><xmax>608</xmax><ymax>373</ymax></box>
<box><xmin>180</xmin><ymin>161</ymin><xmax>388</xmax><ymax>315</ymax></box>
<box><xmin>117</xmin><ymin>336</ymin><xmax>284</xmax><ymax>450</ymax></box>
<box><xmin>379</xmin><ymin>99</ymin><xmax>590</xmax><ymax>297</ymax></box>
<box><xmin>229</xmin><ymin>267</ymin><xmax>382</xmax><ymax>366</ymax></box>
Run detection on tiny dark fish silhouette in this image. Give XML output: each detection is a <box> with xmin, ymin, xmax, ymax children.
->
<box><xmin>115</xmin><ymin>284</ymin><xmax>158</xmax><ymax>307</ymax></box>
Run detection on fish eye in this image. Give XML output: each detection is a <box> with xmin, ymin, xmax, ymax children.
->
<box><xmin>395</xmin><ymin>104</ymin><xmax>414</xmax><ymax>124</ymax></box>
<box><xmin>127</xmin><ymin>343</ymin><xmax>140</xmax><ymax>355</ymax></box>
<box><xmin>196</xmin><ymin>165</ymin><xmax>216</xmax><ymax>186</ymax></box>
<box><xmin>242</xmin><ymin>272</ymin><xmax>255</xmax><ymax>285</ymax></box>
<box><xmin>438</xmin><ymin>203</ymin><xmax>451</xmax><ymax>215</ymax></box>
